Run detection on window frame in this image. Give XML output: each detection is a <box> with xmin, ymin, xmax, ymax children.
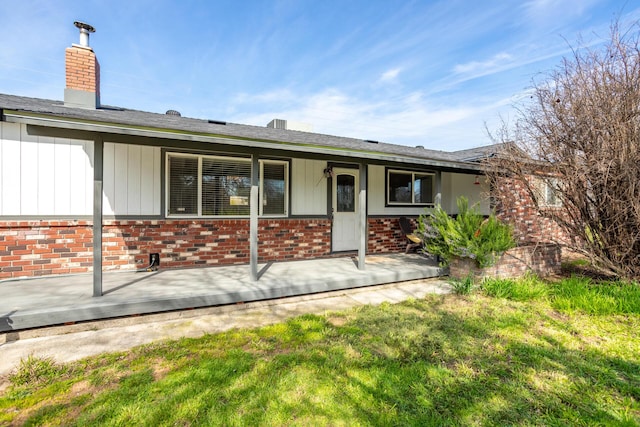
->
<box><xmin>165</xmin><ymin>152</ymin><xmax>289</xmax><ymax>218</ymax></box>
<box><xmin>385</xmin><ymin>168</ymin><xmax>435</xmax><ymax>207</ymax></box>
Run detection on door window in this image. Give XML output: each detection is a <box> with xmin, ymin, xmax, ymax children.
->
<box><xmin>336</xmin><ymin>174</ymin><xmax>355</xmax><ymax>212</ymax></box>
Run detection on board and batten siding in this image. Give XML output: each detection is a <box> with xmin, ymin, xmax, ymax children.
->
<box><xmin>448</xmin><ymin>173</ymin><xmax>490</xmax><ymax>215</ymax></box>
<box><xmin>0</xmin><ymin>123</ymin><xmax>161</xmax><ymax>217</ymax></box>
<box><xmin>103</xmin><ymin>143</ymin><xmax>161</xmax><ymax>216</ymax></box>
<box><xmin>291</xmin><ymin>159</ymin><xmax>327</xmax><ymax>215</ymax></box>
<box><xmin>0</xmin><ymin>122</ymin><xmax>93</xmax><ymax>216</ymax></box>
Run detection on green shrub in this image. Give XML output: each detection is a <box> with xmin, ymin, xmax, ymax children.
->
<box><xmin>422</xmin><ymin>197</ymin><xmax>515</xmax><ymax>268</ymax></box>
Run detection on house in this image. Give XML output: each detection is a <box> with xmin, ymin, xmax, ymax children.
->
<box><xmin>0</xmin><ymin>23</ymin><xmax>495</xmax><ymax>294</ymax></box>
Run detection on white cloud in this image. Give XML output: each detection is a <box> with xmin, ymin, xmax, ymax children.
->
<box><xmin>378</xmin><ymin>68</ymin><xmax>402</xmax><ymax>83</ymax></box>
<box><xmin>522</xmin><ymin>0</ymin><xmax>598</xmax><ymax>24</ymax></box>
<box><xmin>453</xmin><ymin>53</ymin><xmax>512</xmax><ymax>75</ymax></box>
<box><xmin>229</xmin><ymin>88</ymin><xmax>502</xmax><ymax>150</ymax></box>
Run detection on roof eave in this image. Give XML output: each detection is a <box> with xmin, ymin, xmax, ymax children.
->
<box><xmin>3</xmin><ymin>109</ymin><xmax>483</xmax><ymax>172</ymax></box>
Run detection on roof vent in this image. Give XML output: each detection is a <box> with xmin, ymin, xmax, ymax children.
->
<box><xmin>208</xmin><ymin>119</ymin><xmax>227</xmax><ymax>125</ymax></box>
<box><xmin>73</xmin><ymin>21</ymin><xmax>95</xmax><ymax>48</ymax></box>
<box><xmin>165</xmin><ymin>109</ymin><xmax>181</xmax><ymax>116</ymax></box>
<box><xmin>415</xmin><ymin>145</ymin><xmax>424</xmax><ymax>149</ymax></box>
<box><xmin>267</xmin><ymin>119</ymin><xmax>287</xmax><ymax>129</ymax></box>
<box><xmin>364</xmin><ymin>139</ymin><xmax>379</xmax><ymax>144</ymax></box>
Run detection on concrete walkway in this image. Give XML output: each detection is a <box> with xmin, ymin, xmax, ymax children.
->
<box><xmin>0</xmin><ymin>277</ymin><xmax>451</xmax><ymax>386</ymax></box>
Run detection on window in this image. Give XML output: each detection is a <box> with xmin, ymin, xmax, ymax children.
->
<box><xmin>336</xmin><ymin>174</ymin><xmax>355</xmax><ymax>212</ymax></box>
<box><xmin>538</xmin><ymin>177</ymin><xmax>562</xmax><ymax>207</ymax></box>
<box><xmin>166</xmin><ymin>153</ymin><xmax>288</xmax><ymax>217</ymax></box>
<box><xmin>260</xmin><ymin>160</ymin><xmax>288</xmax><ymax>216</ymax></box>
<box><xmin>387</xmin><ymin>169</ymin><xmax>434</xmax><ymax>206</ymax></box>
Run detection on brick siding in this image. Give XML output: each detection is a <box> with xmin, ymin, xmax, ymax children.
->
<box><xmin>367</xmin><ymin>217</ymin><xmax>408</xmax><ymax>253</ymax></box>
<box><xmin>0</xmin><ymin>217</ymin><xmax>414</xmax><ymax>280</ymax></box>
<box><xmin>492</xmin><ymin>176</ymin><xmax>568</xmax><ymax>245</ymax></box>
<box><xmin>0</xmin><ymin>218</ymin><xmax>336</xmax><ymax>279</ymax></box>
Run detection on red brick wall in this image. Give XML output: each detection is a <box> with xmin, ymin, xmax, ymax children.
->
<box><xmin>0</xmin><ymin>217</ymin><xmax>414</xmax><ymax>280</ymax></box>
<box><xmin>0</xmin><ymin>221</ymin><xmax>94</xmax><ymax>280</ymax></box>
<box><xmin>492</xmin><ymin>177</ymin><xmax>568</xmax><ymax>245</ymax></box>
<box><xmin>0</xmin><ymin>218</ymin><xmax>335</xmax><ymax>280</ymax></box>
<box><xmin>449</xmin><ymin>243</ymin><xmax>561</xmax><ymax>279</ymax></box>
<box><xmin>367</xmin><ymin>217</ymin><xmax>410</xmax><ymax>253</ymax></box>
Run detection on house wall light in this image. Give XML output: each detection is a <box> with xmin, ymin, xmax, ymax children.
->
<box><xmin>323</xmin><ymin>166</ymin><xmax>334</xmax><ymax>178</ymax></box>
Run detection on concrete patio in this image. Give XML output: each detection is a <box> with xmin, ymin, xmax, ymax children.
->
<box><xmin>0</xmin><ymin>253</ymin><xmax>444</xmax><ymax>332</ymax></box>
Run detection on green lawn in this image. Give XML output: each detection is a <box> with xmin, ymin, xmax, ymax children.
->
<box><xmin>1</xmin><ymin>276</ymin><xmax>639</xmax><ymax>426</ymax></box>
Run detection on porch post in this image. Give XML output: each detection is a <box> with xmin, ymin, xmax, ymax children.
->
<box><xmin>92</xmin><ymin>136</ymin><xmax>103</xmax><ymax>297</ymax></box>
<box><xmin>358</xmin><ymin>162</ymin><xmax>367</xmax><ymax>270</ymax></box>
<box><xmin>435</xmin><ymin>170</ymin><xmax>442</xmax><ymax>207</ymax></box>
<box><xmin>250</xmin><ymin>154</ymin><xmax>259</xmax><ymax>281</ymax></box>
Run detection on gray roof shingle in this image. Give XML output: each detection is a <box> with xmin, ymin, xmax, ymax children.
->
<box><xmin>0</xmin><ymin>92</ymin><xmax>494</xmax><ymax>168</ymax></box>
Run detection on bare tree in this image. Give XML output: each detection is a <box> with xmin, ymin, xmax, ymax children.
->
<box><xmin>487</xmin><ymin>22</ymin><xmax>640</xmax><ymax>280</ymax></box>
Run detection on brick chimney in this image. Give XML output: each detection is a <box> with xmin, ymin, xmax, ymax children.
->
<box><xmin>64</xmin><ymin>21</ymin><xmax>100</xmax><ymax>109</ymax></box>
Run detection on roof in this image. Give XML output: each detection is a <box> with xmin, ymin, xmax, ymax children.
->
<box><xmin>451</xmin><ymin>143</ymin><xmax>509</xmax><ymax>162</ymax></box>
<box><xmin>0</xmin><ymin>92</ymin><xmax>495</xmax><ymax>172</ymax></box>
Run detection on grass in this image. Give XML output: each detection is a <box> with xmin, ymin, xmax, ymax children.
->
<box><xmin>1</xmin><ymin>276</ymin><xmax>639</xmax><ymax>426</ymax></box>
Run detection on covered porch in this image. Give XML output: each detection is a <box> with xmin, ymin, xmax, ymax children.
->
<box><xmin>0</xmin><ymin>253</ymin><xmax>444</xmax><ymax>332</ymax></box>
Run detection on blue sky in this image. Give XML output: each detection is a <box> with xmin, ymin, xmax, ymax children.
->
<box><xmin>1</xmin><ymin>0</ymin><xmax>638</xmax><ymax>150</ymax></box>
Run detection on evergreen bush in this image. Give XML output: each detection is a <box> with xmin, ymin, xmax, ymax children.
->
<box><xmin>421</xmin><ymin>197</ymin><xmax>515</xmax><ymax>268</ymax></box>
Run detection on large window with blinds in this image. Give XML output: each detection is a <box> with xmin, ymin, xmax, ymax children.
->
<box><xmin>167</xmin><ymin>153</ymin><xmax>288</xmax><ymax>217</ymax></box>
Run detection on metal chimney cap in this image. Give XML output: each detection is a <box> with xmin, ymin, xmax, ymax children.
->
<box><xmin>74</xmin><ymin>21</ymin><xmax>95</xmax><ymax>33</ymax></box>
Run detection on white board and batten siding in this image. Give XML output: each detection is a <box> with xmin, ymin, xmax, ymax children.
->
<box><xmin>102</xmin><ymin>143</ymin><xmax>161</xmax><ymax>216</ymax></box>
<box><xmin>447</xmin><ymin>173</ymin><xmax>490</xmax><ymax>215</ymax></box>
<box><xmin>0</xmin><ymin>122</ymin><xmax>161</xmax><ymax>217</ymax></box>
<box><xmin>0</xmin><ymin>122</ymin><xmax>93</xmax><ymax>216</ymax></box>
<box><xmin>290</xmin><ymin>159</ymin><xmax>327</xmax><ymax>215</ymax></box>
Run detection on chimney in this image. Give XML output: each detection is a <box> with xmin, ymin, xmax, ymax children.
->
<box><xmin>64</xmin><ymin>21</ymin><xmax>100</xmax><ymax>109</ymax></box>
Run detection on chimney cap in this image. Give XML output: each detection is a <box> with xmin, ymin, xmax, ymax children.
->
<box><xmin>74</xmin><ymin>21</ymin><xmax>95</xmax><ymax>33</ymax></box>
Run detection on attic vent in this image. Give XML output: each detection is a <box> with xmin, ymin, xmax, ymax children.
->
<box><xmin>165</xmin><ymin>109</ymin><xmax>181</xmax><ymax>116</ymax></box>
<box><xmin>208</xmin><ymin>119</ymin><xmax>227</xmax><ymax>125</ymax></box>
<box><xmin>364</xmin><ymin>139</ymin><xmax>379</xmax><ymax>144</ymax></box>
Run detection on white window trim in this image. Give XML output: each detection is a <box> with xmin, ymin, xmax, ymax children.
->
<box><xmin>386</xmin><ymin>169</ymin><xmax>435</xmax><ymax>206</ymax></box>
<box><xmin>166</xmin><ymin>152</ymin><xmax>290</xmax><ymax>218</ymax></box>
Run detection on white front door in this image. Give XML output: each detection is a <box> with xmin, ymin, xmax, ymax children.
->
<box><xmin>332</xmin><ymin>168</ymin><xmax>359</xmax><ymax>251</ymax></box>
